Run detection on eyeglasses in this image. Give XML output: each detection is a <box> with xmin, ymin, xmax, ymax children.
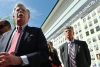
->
<box><xmin>0</xmin><ymin>24</ymin><xmax>8</xmax><ymax>29</ymax></box>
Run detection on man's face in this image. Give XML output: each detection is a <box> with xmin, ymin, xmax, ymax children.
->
<box><xmin>13</xmin><ymin>5</ymin><xmax>29</xmax><ymax>26</ymax></box>
<box><xmin>64</xmin><ymin>28</ymin><xmax>74</xmax><ymax>40</ymax></box>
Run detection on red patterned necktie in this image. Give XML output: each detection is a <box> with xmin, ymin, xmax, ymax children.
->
<box><xmin>69</xmin><ymin>42</ymin><xmax>76</xmax><ymax>67</ymax></box>
<box><xmin>8</xmin><ymin>26</ymin><xmax>22</xmax><ymax>54</ymax></box>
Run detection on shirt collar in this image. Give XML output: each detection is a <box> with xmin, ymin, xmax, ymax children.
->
<box><xmin>16</xmin><ymin>23</ymin><xmax>27</xmax><ymax>31</ymax></box>
<box><xmin>66</xmin><ymin>39</ymin><xmax>74</xmax><ymax>44</ymax></box>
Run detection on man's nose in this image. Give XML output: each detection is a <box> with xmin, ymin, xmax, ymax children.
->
<box><xmin>19</xmin><ymin>9</ymin><xmax>23</xmax><ymax>12</ymax></box>
<box><xmin>67</xmin><ymin>32</ymin><xmax>70</xmax><ymax>34</ymax></box>
<box><xmin>67</xmin><ymin>31</ymin><xmax>70</xmax><ymax>33</ymax></box>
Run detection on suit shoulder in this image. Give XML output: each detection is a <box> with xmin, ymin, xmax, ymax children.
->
<box><xmin>30</xmin><ymin>26</ymin><xmax>40</xmax><ymax>29</ymax></box>
<box><xmin>3</xmin><ymin>30</ymin><xmax>12</xmax><ymax>35</ymax></box>
<box><xmin>59</xmin><ymin>42</ymin><xmax>66</xmax><ymax>48</ymax></box>
<box><xmin>75</xmin><ymin>39</ymin><xmax>86</xmax><ymax>43</ymax></box>
<box><xmin>28</xmin><ymin>26</ymin><xmax>41</xmax><ymax>32</ymax></box>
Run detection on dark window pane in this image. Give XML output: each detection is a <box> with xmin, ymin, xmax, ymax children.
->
<box><xmin>98</xmin><ymin>34</ymin><xmax>100</xmax><ymax>40</ymax></box>
<box><xmin>86</xmin><ymin>31</ymin><xmax>89</xmax><ymax>36</ymax></box>
<box><xmin>92</xmin><ymin>36</ymin><xmax>97</xmax><ymax>42</ymax></box>
<box><xmin>90</xmin><ymin>29</ymin><xmax>94</xmax><ymax>34</ymax></box>
<box><xmin>94</xmin><ymin>18</ymin><xmax>98</xmax><ymax>24</ymax></box>
<box><xmin>96</xmin><ymin>26</ymin><xmax>100</xmax><ymax>32</ymax></box>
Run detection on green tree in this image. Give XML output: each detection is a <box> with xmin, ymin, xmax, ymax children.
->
<box><xmin>0</xmin><ymin>17</ymin><xmax>2</xmax><ymax>20</ymax></box>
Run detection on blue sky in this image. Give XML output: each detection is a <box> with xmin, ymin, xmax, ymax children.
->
<box><xmin>0</xmin><ymin>0</ymin><xmax>57</xmax><ymax>27</ymax></box>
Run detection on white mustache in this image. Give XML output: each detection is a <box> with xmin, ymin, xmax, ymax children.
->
<box><xmin>18</xmin><ymin>13</ymin><xmax>24</xmax><ymax>16</ymax></box>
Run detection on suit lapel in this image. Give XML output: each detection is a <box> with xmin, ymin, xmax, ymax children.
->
<box><xmin>74</xmin><ymin>40</ymin><xmax>79</xmax><ymax>57</ymax></box>
<box><xmin>15</xmin><ymin>26</ymin><xmax>30</xmax><ymax>54</ymax></box>
<box><xmin>62</xmin><ymin>42</ymin><xmax>68</xmax><ymax>67</ymax></box>
<box><xmin>24</xmin><ymin>31</ymin><xmax>29</xmax><ymax>41</ymax></box>
<box><xmin>75</xmin><ymin>43</ymin><xmax>78</xmax><ymax>57</ymax></box>
<box><xmin>64</xmin><ymin>42</ymin><xmax>68</xmax><ymax>57</ymax></box>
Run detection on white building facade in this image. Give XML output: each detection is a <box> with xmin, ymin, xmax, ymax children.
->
<box><xmin>41</xmin><ymin>0</ymin><xmax>100</xmax><ymax>67</ymax></box>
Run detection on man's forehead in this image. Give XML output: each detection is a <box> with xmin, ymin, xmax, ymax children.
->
<box><xmin>15</xmin><ymin>5</ymin><xmax>26</xmax><ymax>10</ymax></box>
<box><xmin>64</xmin><ymin>28</ymin><xmax>72</xmax><ymax>31</ymax></box>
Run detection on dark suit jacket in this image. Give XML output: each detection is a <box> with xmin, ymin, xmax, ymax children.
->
<box><xmin>0</xmin><ymin>25</ymin><xmax>49</xmax><ymax>67</ymax></box>
<box><xmin>60</xmin><ymin>39</ymin><xmax>91</xmax><ymax>67</ymax></box>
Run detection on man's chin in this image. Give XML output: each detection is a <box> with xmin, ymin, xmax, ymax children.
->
<box><xmin>67</xmin><ymin>36</ymin><xmax>71</xmax><ymax>39</ymax></box>
<box><xmin>67</xmin><ymin>36</ymin><xmax>70</xmax><ymax>38</ymax></box>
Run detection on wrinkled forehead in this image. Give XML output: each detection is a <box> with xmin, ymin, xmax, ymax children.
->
<box><xmin>64</xmin><ymin>28</ymin><xmax>74</xmax><ymax>32</ymax></box>
<box><xmin>64</xmin><ymin>28</ymin><xmax>72</xmax><ymax>30</ymax></box>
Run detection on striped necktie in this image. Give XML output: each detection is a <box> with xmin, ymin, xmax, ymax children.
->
<box><xmin>69</xmin><ymin>42</ymin><xmax>76</xmax><ymax>67</ymax></box>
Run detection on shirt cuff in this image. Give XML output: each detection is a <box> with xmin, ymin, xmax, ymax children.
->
<box><xmin>20</xmin><ymin>55</ymin><xmax>29</xmax><ymax>66</ymax></box>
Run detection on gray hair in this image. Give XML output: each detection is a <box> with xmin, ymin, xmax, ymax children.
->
<box><xmin>26</xmin><ymin>9</ymin><xmax>30</xmax><ymax>16</ymax></box>
<box><xmin>12</xmin><ymin>3</ymin><xmax>26</xmax><ymax>16</ymax></box>
<box><xmin>63</xmin><ymin>25</ymin><xmax>74</xmax><ymax>31</ymax></box>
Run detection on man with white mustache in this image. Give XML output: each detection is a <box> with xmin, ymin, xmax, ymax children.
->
<box><xmin>0</xmin><ymin>3</ymin><xmax>49</xmax><ymax>67</ymax></box>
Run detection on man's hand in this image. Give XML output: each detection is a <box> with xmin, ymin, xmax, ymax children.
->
<box><xmin>0</xmin><ymin>52</ymin><xmax>22</xmax><ymax>67</ymax></box>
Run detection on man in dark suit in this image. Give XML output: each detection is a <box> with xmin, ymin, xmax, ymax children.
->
<box><xmin>0</xmin><ymin>3</ymin><xmax>49</xmax><ymax>67</ymax></box>
<box><xmin>60</xmin><ymin>26</ymin><xmax>91</xmax><ymax>67</ymax></box>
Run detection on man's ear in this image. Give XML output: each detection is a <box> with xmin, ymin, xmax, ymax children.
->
<box><xmin>73</xmin><ymin>32</ymin><xmax>74</xmax><ymax>35</ymax></box>
<box><xmin>13</xmin><ymin>15</ymin><xmax>16</xmax><ymax>20</ymax></box>
<box><xmin>13</xmin><ymin>15</ymin><xmax>14</xmax><ymax>18</ymax></box>
<box><xmin>13</xmin><ymin>15</ymin><xmax>15</xmax><ymax>18</ymax></box>
<box><xmin>28</xmin><ymin>15</ymin><xmax>30</xmax><ymax>19</ymax></box>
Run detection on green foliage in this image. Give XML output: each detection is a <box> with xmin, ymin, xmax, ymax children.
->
<box><xmin>12</xmin><ymin>20</ymin><xmax>16</xmax><ymax>27</ymax></box>
<box><xmin>5</xmin><ymin>14</ymin><xmax>10</xmax><ymax>21</ymax></box>
<box><xmin>0</xmin><ymin>17</ymin><xmax>2</xmax><ymax>20</ymax></box>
